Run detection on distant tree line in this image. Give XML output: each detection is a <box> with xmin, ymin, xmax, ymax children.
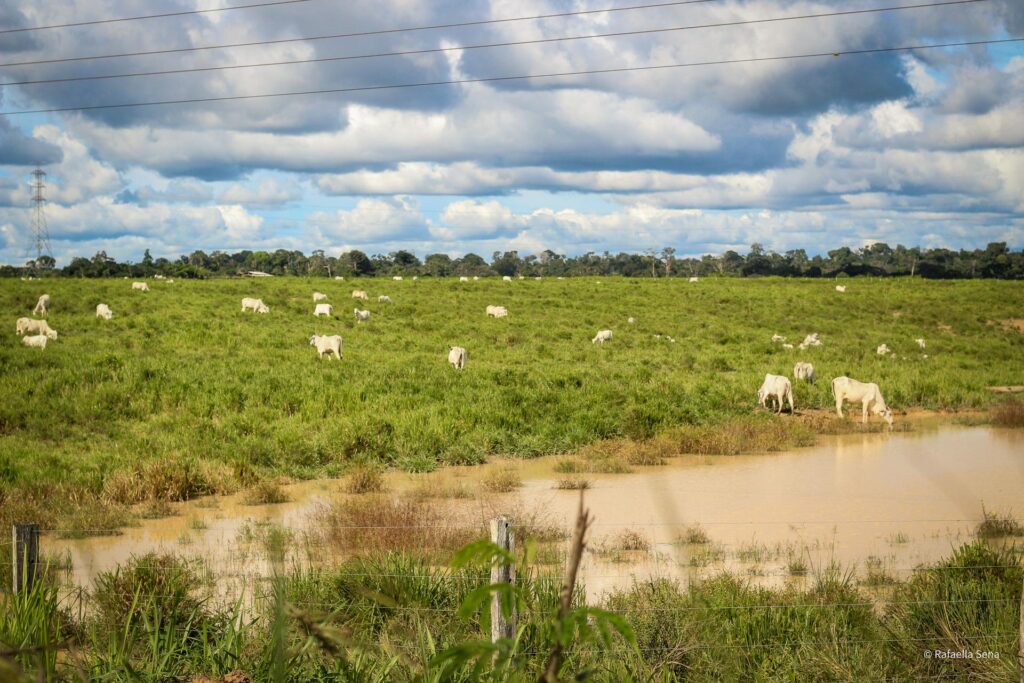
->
<box><xmin>4</xmin><ymin>242</ymin><xmax>1022</xmax><ymax>279</ymax></box>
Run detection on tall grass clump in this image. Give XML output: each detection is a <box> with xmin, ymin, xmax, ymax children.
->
<box><xmin>310</xmin><ymin>496</ymin><xmax>482</xmax><ymax>557</ymax></box>
<box><xmin>975</xmin><ymin>507</ymin><xmax>1024</xmax><ymax>538</ymax></box>
<box><xmin>990</xmin><ymin>398</ymin><xmax>1024</xmax><ymax>427</ymax></box>
<box><xmin>242</xmin><ymin>479</ymin><xmax>290</xmax><ymax>505</ymax></box>
<box><xmin>884</xmin><ymin>541</ymin><xmax>1022</xmax><ymax>681</ymax></box>
<box><xmin>343</xmin><ymin>464</ymin><xmax>386</xmax><ymax>494</ymax></box>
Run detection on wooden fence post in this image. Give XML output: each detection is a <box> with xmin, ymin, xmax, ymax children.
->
<box><xmin>12</xmin><ymin>523</ymin><xmax>40</xmax><ymax>594</ymax></box>
<box><xmin>1018</xmin><ymin>572</ymin><xmax>1023</xmax><ymax>683</ymax></box>
<box><xmin>490</xmin><ymin>515</ymin><xmax>515</xmax><ymax>642</ymax></box>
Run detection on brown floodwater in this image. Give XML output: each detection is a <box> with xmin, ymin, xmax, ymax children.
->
<box><xmin>45</xmin><ymin>423</ymin><xmax>1024</xmax><ymax>601</ymax></box>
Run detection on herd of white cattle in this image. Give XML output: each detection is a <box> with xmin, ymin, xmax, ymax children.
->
<box><xmin>14</xmin><ymin>279</ymin><xmax>912</xmax><ymax>426</ymax></box>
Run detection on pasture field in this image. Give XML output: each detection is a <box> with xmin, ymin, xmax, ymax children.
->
<box><xmin>1</xmin><ymin>276</ymin><xmax>1022</xmax><ymax>532</ymax></box>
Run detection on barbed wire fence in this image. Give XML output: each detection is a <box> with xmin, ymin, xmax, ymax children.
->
<box><xmin>9</xmin><ymin>501</ymin><xmax>1024</xmax><ymax>673</ymax></box>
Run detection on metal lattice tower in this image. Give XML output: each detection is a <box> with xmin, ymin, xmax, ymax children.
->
<box><xmin>30</xmin><ymin>168</ymin><xmax>53</xmax><ymax>262</ymax></box>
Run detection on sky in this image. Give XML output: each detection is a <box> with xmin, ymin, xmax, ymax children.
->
<box><xmin>0</xmin><ymin>0</ymin><xmax>1022</xmax><ymax>265</ymax></box>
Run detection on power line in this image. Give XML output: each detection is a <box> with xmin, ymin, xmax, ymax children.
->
<box><xmin>1</xmin><ymin>37</ymin><xmax>1019</xmax><ymax>117</ymax></box>
<box><xmin>0</xmin><ymin>0</ymin><xmax>721</xmax><ymax>69</ymax></box>
<box><xmin>1</xmin><ymin>0</ymin><xmax>990</xmax><ymax>88</ymax></box>
<box><xmin>0</xmin><ymin>0</ymin><xmax>317</xmax><ymax>35</ymax></box>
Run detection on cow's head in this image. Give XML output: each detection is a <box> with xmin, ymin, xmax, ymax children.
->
<box><xmin>880</xmin><ymin>406</ymin><xmax>894</xmax><ymax>428</ymax></box>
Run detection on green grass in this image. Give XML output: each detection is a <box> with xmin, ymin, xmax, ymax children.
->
<box><xmin>1</xmin><ymin>276</ymin><xmax>1022</xmax><ymax>532</ymax></box>
<box><xmin>1</xmin><ymin>540</ymin><xmax>1019</xmax><ymax>681</ymax></box>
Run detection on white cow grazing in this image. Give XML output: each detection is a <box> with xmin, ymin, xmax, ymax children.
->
<box><xmin>22</xmin><ymin>334</ymin><xmax>49</xmax><ymax>349</ymax></box>
<box><xmin>96</xmin><ymin>304</ymin><xmax>113</xmax><ymax>320</ymax></box>
<box><xmin>351</xmin><ymin>290</ymin><xmax>369</xmax><ymax>300</ymax></box>
<box><xmin>309</xmin><ymin>334</ymin><xmax>342</xmax><ymax>360</ymax></box>
<box><xmin>354</xmin><ymin>308</ymin><xmax>371</xmax><ymax>322</ymax></box>
<box><xmin>393</xmin><ymin>276</ymin><xmax>403</xmax><ymax>281</ymax></box>
<box><xmin>378</xmin><ymin>295</ymin><xmax>391</xmax><ymax>303</ymax></box>
<box><xmin>314</xmin><ymin>303</ymin><xmax>333</xmax><ymax>317</ymax></box>
<box><xmin>486</xmin><ymin>305</ymin><xmax>508</xmax><ymax>318</ymax></box>
<box><xmin>782</xmin><ymin>343</ymin><xmax>794</xmax><ymax>350</ymax></box>
<box><xmin>689</xmin><ymin>276</ymin><xmax>699</xmax><ymax>283</ymax></box>
<box><xmin>832</xmin><ymin>376</ymin><xmax>893</xmax><ymax>426</ymax></box>
<box><xmin>33</xmin><ymin>294</ymin><xmax>50</xmax><ymax>316</ymax></box>
<box><xmin>627</xmin><ymin>317</ymin><xmax>636</xmax><ymax>324</ymax></box>
<box><xmin>313</xmin><ymin>292</ymin><xmax>328</xmax><ymax>302</ymax></box>
<box><xmin>915</xmin><ymin>338</ymin><xmax>926</xmax><ymax>349</ymax></box>
<box><xmin>793</xmin><ymin>361</ymin><xmax>816</xmax><ymax>384</ymax></box>
<box><xmin>132</xmin><ymin>282</ymin><xmax>150</xmax><ymax>292</ymax></box>
<box><xmin>335</xmin><ymin>276</ymin><xmax>345</xmax><ymax>281</ymax></box>
<box><xmin>413</xmin><ymin>276</ymin><xmax>418</xmax><ymax>281</ymax></box>
<box><xmin>876</xmin><ymin>343</ymin><xmax>891</xmax><ymax>356</ymax></box>
<box><xmin>757</xmin><ymin>374</ymin><xmax>794</xmax><ymax>414</ymax></box>
<box><xmin>771</xmin><ymin>334</ymin><xmax>786</xmax><ymax>343</ymax></box>
<box><xmin>835</xmin><ymin>285</ymin><xmax>846</xmax><ymax>292</ymax></box>
<box><xmin>535</xmin><ymin>276</ymin><xmax>542</xmax><ymax>281</ymax></box>
<box><xmin>448</xmin><ymin>346</ymin><xmax>467</xmax><ymax>370</ymax></box>
<box><xmin>459</xmin><ymin>276</ymin><xmax>469</xmax><ymax>282</ymax></box>
<box><xmin>473</xmin><ymin>276</ymin><xmax>479</xmax><ymax>281</ymax></box>
<box><xmin>592</xmin><ymin>329</ymin><xmax>613</xmax><ymax>344</ymax></box>
<box><xmin>241</xmin><ymin>297</ymin><xmax>269</xmax><ymax>314</ymax></box>
<box><xmin>798</xmin><ymin>333</ymin><xmax>822</xmax><ymax>350</ymax></box>
<box><xmin>153</xmin><ymin>274</ymin><xmax>166</xmax><ymax>280</ymax></box>
<box><xmin>16</xmin><ymin>318</ymin><xmax>57</xmax><ymax>339</ymax></box>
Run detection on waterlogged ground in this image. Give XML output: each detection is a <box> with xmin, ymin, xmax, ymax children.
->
<box><xmin>44</xmin><ymin>423</ymin><xmax>1024</xmax><ymax>601</ymax></box>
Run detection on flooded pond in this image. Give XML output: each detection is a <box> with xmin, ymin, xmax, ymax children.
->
<box><xmin>46</xmin><ymin>423</ymin><xmax>1024</xmax><ymax>601</ymax></box>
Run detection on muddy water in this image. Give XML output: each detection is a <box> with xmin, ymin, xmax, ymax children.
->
<box><xmin>46</xmin><ymin>424</ymin><xmax>1024</xmax><ymax>601</ymax></box>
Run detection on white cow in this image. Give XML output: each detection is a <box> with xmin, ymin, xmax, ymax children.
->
<box><xmin>771</xmin><ymin>334</ymin><xmax>786</xmax><ymax>343</ymax></box>
<box><xmin>351</xmin><ymin>290</ymin><xmax>369</xmax><ymax>300</ymax></box>
<box><xmin>793</xmin><ymin>361</ymin><xmax>816</xmax><ymax>384</ymax></box>
<box><xmin>378</xmin><ymin>295</ymin><xmax>391</xmax><ymax>303</ymax></box>
<box><xmin>502</xmin><ymin>275</ymin><xmax>512</xmax><ymax>282</ymax></box>
<box><xmin>335</xmin><ymin>276</ymin><xmax>345</xmax><ymax>281</ymax></box>
<box><xmin>241</xmin><ymin>297</ymin><xmax>269</xmax><ymax>314</ymax></box>
<box><xmin>132</xmin><ymin>282</ymin><xmax>150</xmax><ymax>292</ymax></box>
<box><xmin>314</xmin><ymin>303</ymin><xmax>333</xmax><ymax>317</ymax></box>
<box><xmin>21</xmin><ymin>334</ymin><xmax>48</xmax><ymax>349</ymax></box>
<box><xmin>689</xmin><ymin>276</ymin><xmax>699</xmax><ymax>283</ymax></box>
<box><xmin>757</xmin><ymin>374</ymin><xmax>794</xmax><ymax>414</ymax></box>
<box><xmin>33</xmin><ymin>294</ymin><xmax>51</xmax><ymax>316</ymax></box>
<box><xmin>309</xmin><ymin>334</ymin><xmax>343</xmax><ymax>360</ymax></box>
<box><xmin>16</xmin><ymin>318</ymin><xmax>57</xmax><ymax>339</ymax></box>
<box><xmin>354</xmin><ymin>308</ymin><xmax>371</xmax><ymax>322</ymax></box>
<box><xmin>782</xmin><ymin>343</ymin><xmax>794</xmax><ymax>350</ymax></box>
<box><xmin>486</xmin><ymin>305</ymin><xmax>508</xmax><ymax>318</ymax></box>
<box><xmin>832</xmin><ymin>376</ymin><xmax>893</xmax><ymax>427</ymax></box>
<box><xmin>876</xmin><ymin>343</ymin><xmax>891</xmax><ymax>356</ymax></box>
<box><xmin>313</xmin><ymin>292</ymin><xmax>328</xmax><ymax>302</ymax></box>
<box><xmin>473</xmin><ymin>276</ymin><xmax>479</xmax><ymax>281</ymax></box>
<box><xmin>627</xmin><ymin>317</ymin><xmax>636</xmax><ymax>324</ymax></box>
<box><xmin>459</xmin><ymin>276</ymin><xmax>469</xmax><ymax>282</ymax></box>
<box><xmin>448</xmin><ymin>346</ymin><xmax>467</xmax><ymax>370</ymax></box>
<box><xmin>592</xmin><ymin>329</ymin><xmax>613</xmax><ymax>344</ymax></box>
<box><xmin>915</xmin><ymin>338</ymin><xmax>926</xmax><ymax>349</ymax></box>
<box><xmin>835</xmin><ymin>285</ymin><xmax>846</xmax><ymax>292</ymax></box>
<box><xmin>798</xmin><ymin>333</ymin><xmax>822</xmax><ymax>350</ymax></box>
<box><xmin>96</xmin><ymin>304</ymin><xmax>113</xmax><ymax>320</ymax></box>
<box><xmin>393</xmin><ymin>276</ymin><xmax>403</xmax><ymax>281</ymax></box>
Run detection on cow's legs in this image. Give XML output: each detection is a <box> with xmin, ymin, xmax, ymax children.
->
<box><xmin>835</xmin><ymin>398</ymin><xmax>844</xmax><ymax>418</ymax></box>
<box><xmin>862</xmin><ymin>401</ymin><xmax>869</xmax><ymax>424</ymax></box>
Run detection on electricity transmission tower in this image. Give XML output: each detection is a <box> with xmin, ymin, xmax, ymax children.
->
<box><xmin>30</xmin><ymin>167</ymin><xmax>53</xmax><ymax>265</ymax></box>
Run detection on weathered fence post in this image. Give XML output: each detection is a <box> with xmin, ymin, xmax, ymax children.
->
<box><xmin>489</xmin><ymin>515</ymin><xmax>515</xmax><ymax>642</ymax></box>
<box><xmin>1018</xmin><ymin>572</ymin><xmax>1023</xmax><ymax>683</ymax></box>
<box><xmin>12</xmin><ymin>522</ymin><xmax>40</xmax><ymax>594</ymax></box>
